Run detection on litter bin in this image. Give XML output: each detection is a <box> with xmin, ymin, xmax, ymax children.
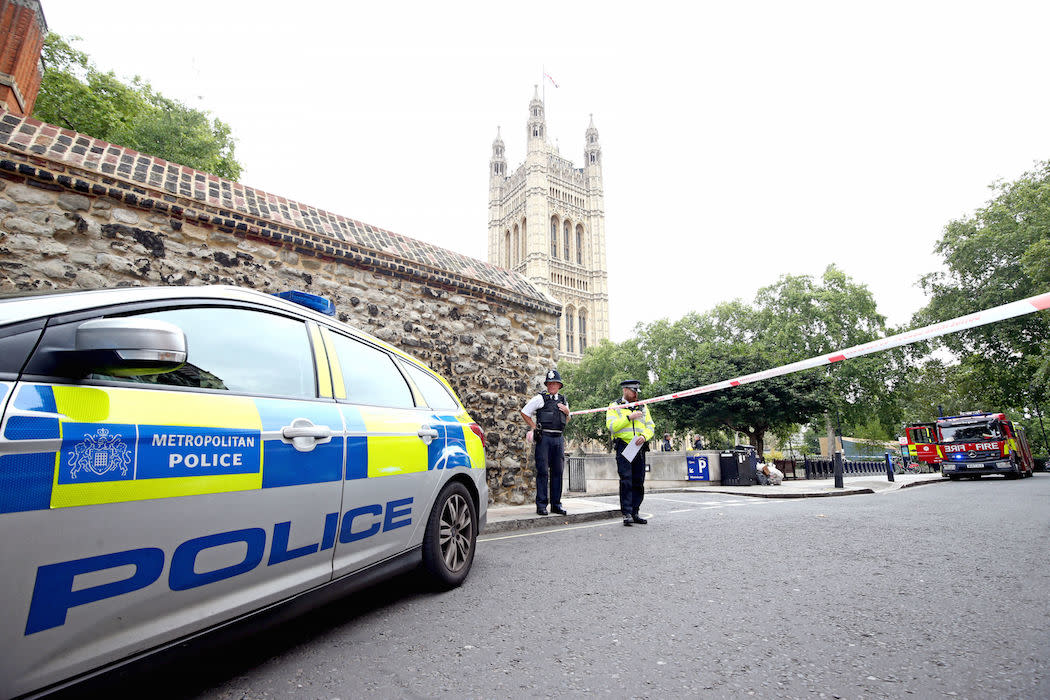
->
<box><xmin>719</xmin><ymin>445</ymin><xmax>757</xmax><ymax>486</ymax></box>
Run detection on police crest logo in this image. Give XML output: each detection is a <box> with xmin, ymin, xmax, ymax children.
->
<box><xmin>547</xmin><ymin>370</ymin><xmax>555</xmax><ymax>380</ymax></box>
<box><xmin>68</xmin><ymin>428</ymin><xmax>132</xmax><ymax>479</ymax></box>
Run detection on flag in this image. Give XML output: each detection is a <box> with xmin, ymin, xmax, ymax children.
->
<box><xmin>544</xmin><ymin>72</ymin><xmax>559</xmax><ymax>88</ymax></box>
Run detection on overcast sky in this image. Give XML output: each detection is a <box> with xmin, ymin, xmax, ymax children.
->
<box><xmin>39</xmin><ymin>1</ymin><xmax>1050</xmax><ymax>341</ymax></box>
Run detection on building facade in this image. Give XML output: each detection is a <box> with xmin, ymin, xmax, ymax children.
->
<box><xmin>487</xmin><ymin>87</ymin><xmax>610</xmax><ymax>360</ymax></box>
<box><xmin>0</xmin><ymin>0</ymin><xmax>47</xmax><ymax>117</ymax></box>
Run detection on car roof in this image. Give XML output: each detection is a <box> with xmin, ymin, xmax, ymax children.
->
<box><xmin>0</xmin><ymin>285</ymin><xmax>430</xmax><ymax>372</ymax></box>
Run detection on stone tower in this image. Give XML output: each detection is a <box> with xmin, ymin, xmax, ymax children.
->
<box><xmin>0</xmin><ymin>0</ymin><xmax>47</xmax><ymax>117</ymax></box>
<box><xmin>487</xmin><ymin>86</ymin><xmax>610</xmax><ymax>361</ymax></box>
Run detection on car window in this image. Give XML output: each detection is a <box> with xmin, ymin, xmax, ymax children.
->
<box><xmin>327</xmin><ymin>332</ymin><xmax>414</xmax><ymax>408</ymax></box>
<box><xmin>400</xmin><ymin>360</ymin><xmax>460</xmax><ymax>410</ymax></box>
<box><xmin>93</xmin><ymin>307</ymin><xmax>316</xmax><ymax>398</ymax></box>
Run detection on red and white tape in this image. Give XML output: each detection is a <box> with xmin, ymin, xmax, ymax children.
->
<box><xmin>569</xmin><ymin>290</ymin><xmax>1050</xmax><ymax>416</ymax></box>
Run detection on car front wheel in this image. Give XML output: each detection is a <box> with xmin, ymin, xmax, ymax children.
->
<box><xmin>422</xmin><ymin>481</ymin><xmax>477</xmax><ymax>589</ymax></box>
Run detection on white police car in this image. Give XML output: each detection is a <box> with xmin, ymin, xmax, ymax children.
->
<box><xmin>0</xmin><ymin>285</ymin><xmax>488</xmax><ymax>697</ymax></box>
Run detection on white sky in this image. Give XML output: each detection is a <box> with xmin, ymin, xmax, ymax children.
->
<box><xmin>38</xmin><ymin>0</ymin><xmax>1050</xmax><ymax>341</ymax></box>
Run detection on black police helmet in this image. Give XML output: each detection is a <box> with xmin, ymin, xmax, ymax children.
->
<box><xmin>620</xmin><ymin>379</ymin><xmax>641</xmax><ymax>392</ymax></box>
<box><xmin>544</xmin><ymin>369</ymin><xmax>563</xmax><ymax>386</ymax></box>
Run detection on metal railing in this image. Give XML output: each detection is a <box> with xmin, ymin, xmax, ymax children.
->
<box><xmin>802</xmin><ymin>457</ymin><xmax>885</xmax><ymax>479</ymax></box>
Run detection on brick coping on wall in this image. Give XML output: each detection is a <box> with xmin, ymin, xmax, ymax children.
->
<box><xmin>0</xmin><ymin>109</ymin><xmax>561</xmax><ymax>315</ymax></box>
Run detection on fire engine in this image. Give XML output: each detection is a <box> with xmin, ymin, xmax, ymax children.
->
<box><xmin>936</xmin><ymin>412</ymin><xmax>1035</xmax><ymax>480</ymax></box>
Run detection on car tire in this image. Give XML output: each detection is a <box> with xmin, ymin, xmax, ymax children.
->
<box><xmin>948</xmin><ymin>474</ymin><xmax>960</xmax><ymax>481</ymax></box>
<box><xmin>422</xmin><ymin>481</ymin><xmax>477</xmax><ymax>589</ymax></box>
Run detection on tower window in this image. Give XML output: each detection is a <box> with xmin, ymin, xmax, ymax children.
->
<box><xmin>550</xmin><ymin>217</ymin><xmax>558</xmax><ymax>258</ymax></box>
<box><xmin>564</xmin><ymin>220</ymin><xmax>571</xmax><ymax>260</ymax></box>
<box><xmin>566</xmin><ymin>312</ymin><xmax>575</xmax><ymax>354</ymax></box>
<box><xmin>579</xmin><ymin>311</ymin><xmax>587</xmax><ymax>352</ymax></box>
<box><xmin>576</xmin><ymin>225</ymin><xmax>584</xmax><ymax>265</ymax></box>
<box><xmin>513</xmin><ymin>225</ymin><xmax>520</xmax><ymax>267</ymax></box>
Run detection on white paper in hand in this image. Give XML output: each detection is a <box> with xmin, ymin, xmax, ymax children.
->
<box><xmin>622</xmin><ymin>438</ymin><xmax>642</xmax><ymax>463</ymax></box>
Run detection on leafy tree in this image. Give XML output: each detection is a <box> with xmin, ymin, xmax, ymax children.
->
<box><xmin>917</xmin><ymin>160</ymin><xmax>1050</xmax><ymax>410</ymax></box>
<box><xmin>754</xmin><ymin>265</ymin><xmax>890</xmax><ymax>444</ymax></box>
<box><xmin>636</xmin><ymin>299</ymin><xmax>831</xmax><ymax>455</ymax></box>
<box><xmin>656</xmin><ymin>343</ymin><xmax>826</xmax><ymax>455</ymax></box>
<box><xmin>33</xmin><ymin>34</ymin><xmax>242</xmax><ymax>179</ymax></box>
<box><xmin>561</xmin><ymin>267</ymin><xmax>893</xmax><ymax>456</ymax></box>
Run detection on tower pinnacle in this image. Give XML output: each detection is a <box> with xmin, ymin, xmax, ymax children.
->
<box><xmin>585</xmin><ymin>114</ymin><xmax>601</xmax><ymax>169</ymax></box>
<box><xmin>490</xmin><ymin>126</ymin><xmax>506</xmax><ymax>178</ymax></box>
<box><xmin>527</xmin><ymin>85</ymin><xmax>546</xmax><ymax>152</ymax></box>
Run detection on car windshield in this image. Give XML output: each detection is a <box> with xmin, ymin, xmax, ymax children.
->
<box><xmin>939</xmin><ymin>422</ymin><xmax>1002</xmax><ymax>442</ymax></box>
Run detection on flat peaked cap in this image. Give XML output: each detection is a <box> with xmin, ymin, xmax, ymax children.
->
<box><xmin>619</xmin><ymin>379</ymin><xmax>641</xmax><ymax>389</ymax></box>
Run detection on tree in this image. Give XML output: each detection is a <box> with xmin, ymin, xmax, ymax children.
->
<box><xmin>563</xmin><ymin>267</ymin><xmax>893</xmax><ymax>456</ymax></box>
<box><xmin>656</xmin><ymin>343</ymin><xmax>826</xmax><ymax>455</ymax></box>
<box><xmin>637</xmin><ymin>300</ymin><xmax>829</xmax><ymax>455</ymax></box>
<box><xmin>754</xmin><ymin>265</ymin><xmax>891</xmax><ymax>445</ymax></box>
<box><xmin>32</xmin><ymin>34</ymin><xmax>242</xmax><ymax>180</ymax></box>
<box><xmin>917</xmin><ymin>160</ymin><xmax>1050</xmax><ymax>410</ymax></box>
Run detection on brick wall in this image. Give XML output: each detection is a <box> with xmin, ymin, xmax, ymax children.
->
<box><xmin>0</xmin><ymin>108</ymin><xmax>559</xmax><ymax>504</ymax></box>
<box><xmin>0</xmin><ymin>1</ymin><xmax>46</xmax><ymax>116</ymax></box>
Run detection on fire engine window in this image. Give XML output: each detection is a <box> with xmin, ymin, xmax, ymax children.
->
<box><xmin>940</xmin><ymin>423</ymin><xmax>1002</xmax><ymax>442</ymax></box>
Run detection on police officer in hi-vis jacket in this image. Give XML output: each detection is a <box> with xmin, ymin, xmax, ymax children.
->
<box><xmin>607</xmin><ymin>379</ymin><xmax>655</xmax><ymax>526</ymax></box>
<box><xmin>520</xmin><ymin>369</ymin><xmax>570</xmax><ymax>516</ymax></box>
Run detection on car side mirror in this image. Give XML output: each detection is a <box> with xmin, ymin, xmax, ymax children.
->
<box><xmin>75</xmin><ymin>318</ymin><xmax>187</xmax><ymax>376</ymax></box>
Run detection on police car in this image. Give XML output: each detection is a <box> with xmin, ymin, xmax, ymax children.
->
<box><xmin>0</xmin><ymin>286</ymin><xmax>488</xmax><ymax>697</ymax></box>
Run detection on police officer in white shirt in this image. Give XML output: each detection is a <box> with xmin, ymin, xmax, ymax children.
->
<box><xmin>520</xmin><ymin>369</ymin><xmax>570</xmax><ymax>516</ymax></box>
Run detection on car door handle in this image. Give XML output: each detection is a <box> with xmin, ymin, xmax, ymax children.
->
<box><xmin>282</xmin><ymin>418</ymin><xmax>332</xmax><ymax>453</ymax></box>
<box><xmin>418</xmin><ymin>426</ymin><xmax>440</xmax><ymax>445</ymax></box>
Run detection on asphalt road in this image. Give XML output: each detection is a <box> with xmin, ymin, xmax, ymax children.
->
<box><xmin>72</xmin><ymin>475</ymin><xmax>1050</xmax><ymax>699</ymax></box>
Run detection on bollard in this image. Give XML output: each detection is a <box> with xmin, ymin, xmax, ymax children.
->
<box><xmin>833</xmin><ymin>451</ymin><xmax>844</xmax><ymax>488</ymax></box>
<box><xmin>885</xmin><ymin>452</ymin><xmax>895</xmax><ymax>482</ymax></box>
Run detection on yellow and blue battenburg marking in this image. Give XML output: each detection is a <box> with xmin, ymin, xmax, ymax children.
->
<box><xmin>0</xmin><ymin>385</ymin><xmax>334</xmax><ymax>513</ymax></box>
<box><xmin>255</xmin><ymin>398</ymin><xmax>343</xmax><ymax>488</ymax></box>
<box><xmin>429</xmin><ymin>415</ymin><xmax>472</xmax><ymax>472</ymax></box>
<box><xmin>0</xmin><ymin>383</ymin><xmax>484</xmax><ymax>514</ymax></box>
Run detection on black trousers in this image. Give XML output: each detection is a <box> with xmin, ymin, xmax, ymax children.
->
<box><xmin>614</xmin><ymin>439</ymin><xmax>646</xmax><ymax>516</ymax></box>
<box><xmin>534</xmin><ymin>432</ymin><xmax>564</xmax><ymax>508</ymax></box>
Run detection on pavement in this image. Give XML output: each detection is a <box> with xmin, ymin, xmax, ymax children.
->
<box><xmin>483</xmin><ymin>472</ymin><xmax>947</xmax><ymax>534</ymax></box>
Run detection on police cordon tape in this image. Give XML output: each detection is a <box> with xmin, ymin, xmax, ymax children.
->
<box><xmin>569</xmin><ymin>290</ymin><xmax>1050</xmax><ymax>416</ymax></box>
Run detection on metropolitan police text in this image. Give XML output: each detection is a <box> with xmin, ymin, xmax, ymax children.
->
<box><xmin>151</xmin><ymin>432</ymin><xmax>256</xmax><ymax>469</ymax></box>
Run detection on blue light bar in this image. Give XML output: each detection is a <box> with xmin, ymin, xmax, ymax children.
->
<box><xmin>272</xmin><ymin>290</ymin><xmax>336</xmax><ymax>316</ymax></box>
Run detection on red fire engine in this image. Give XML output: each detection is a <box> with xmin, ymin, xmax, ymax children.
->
<box><xmin>936</xmin><ymin>412</ymin><xmax>1035</xmax><ymax>480</ymax></box>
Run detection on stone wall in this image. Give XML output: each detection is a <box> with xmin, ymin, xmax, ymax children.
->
<box><xmin>0</xmin><ymin>109</ymin><xmax>560</xmax><ymax>504</ymax></box>
<box><xmin>581</xmin><ymin>450</ymin><xmax>724</xmax><ymax>493</ymax></box>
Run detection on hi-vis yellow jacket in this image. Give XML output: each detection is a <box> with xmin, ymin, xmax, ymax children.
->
<box><xmin>606</xmin><ymin>400</ymin><xmax>655</xmax><ymax>445</ymax></box>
